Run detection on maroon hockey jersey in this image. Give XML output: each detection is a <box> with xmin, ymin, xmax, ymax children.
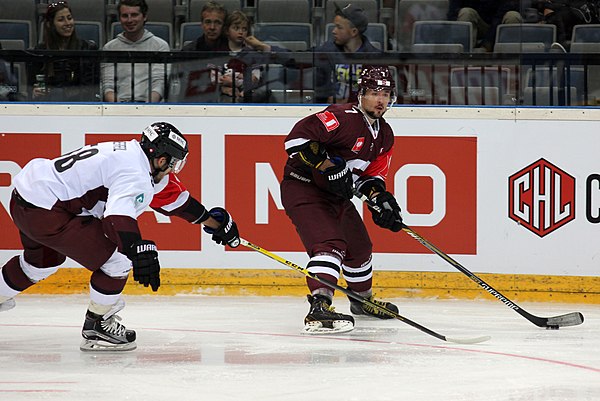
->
<box><xmin>284</xmin><ymin>103</ymin><xmax>395</xmax><ymax>191</ymax></box>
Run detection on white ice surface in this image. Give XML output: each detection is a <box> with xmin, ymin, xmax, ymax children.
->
<box><xmin>1</xmin><ymin>295</ymin><xmax>599</xmax><ymax>401</ymax></box>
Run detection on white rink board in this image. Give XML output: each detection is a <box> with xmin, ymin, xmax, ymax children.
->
<box><xmin>0</xmin><ymin>105</ymin><xmax>598</xmax><ymax>276</ymax></box>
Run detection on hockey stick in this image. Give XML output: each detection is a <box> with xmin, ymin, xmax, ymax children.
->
<box><xmin>353</xmin><ymin>189</ymin><xmax>584</xmax><ymax>329</ymax></box>
<box><xmin>240</xmin><ymin>238</ymin><xmax>490</xmax><ymax>344</ymax></box>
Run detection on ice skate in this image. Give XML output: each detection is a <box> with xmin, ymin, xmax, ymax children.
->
<box><xmin>350</xmin><ymin>295</ymin><xmax>398</xmax><ymax>319</ymax></box>
<box><xmin>80</xmin><ymin>301</ymin><xmax>136</xmax><ymax>352</ymax></box>
<box><xmin>303</xmin><ymin>294</ymin><xmax>354</xmax><ymax>334</ymax></box>
<box><xmin>0</xmin><ymin>298</ymin><xmax>16</xmax><ymax>312</ymax></box>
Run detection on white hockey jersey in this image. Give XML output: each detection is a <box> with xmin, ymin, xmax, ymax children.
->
<box><xmin>14</xmin><ymin>140</ymin><xmax>155</xmax><ymax>220</ymax></box>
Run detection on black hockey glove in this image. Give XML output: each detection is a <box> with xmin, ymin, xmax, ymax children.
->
<box><xmin>203</xmin><ymin>207</ymin><xmax>241</xmax><ymax>248</ymax></box>
<box><xmin>369</xmin><ymin>191</ymin><xmax>403</xmax><ymax>232</ymax></box>
<box><xmin>128</xmin><ymin>239</ymin><xmax>160</xmax><ymax>291</ymax></box>
<box><xmin>323</xmin><ymin>157</ymin><xmax>354</xmax><ymax>200</ymax></box>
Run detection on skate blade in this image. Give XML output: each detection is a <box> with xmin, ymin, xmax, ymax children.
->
<box><xmin>80</xmin><ymin>339</ymin><xmax>137</xmax><ymax>352</ymax></box>
<box><xmin>0</xmin><ymin>298</ymin><xmax>16</xmax><ymax>312</ymax></box>
<box><xmin>302</xmin><ymin>320</ymin><xmax>354</xmax><ymax>335</ymax></box>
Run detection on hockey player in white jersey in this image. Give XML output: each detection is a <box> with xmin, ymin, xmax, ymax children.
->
<box><xmin>0</xmin><ymin>122</ymin><xmax>240</xmax><ymax>351</ymax></box>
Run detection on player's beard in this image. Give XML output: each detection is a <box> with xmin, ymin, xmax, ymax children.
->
<box><xmin>358</xmin><ymin>95</ymin><xmax>387</xmax><ymax>121</ymax></box>
<box><xmin>365</xmin><ymin>108</ymin><xmax>385</xmax><ymax>119</ymax></box>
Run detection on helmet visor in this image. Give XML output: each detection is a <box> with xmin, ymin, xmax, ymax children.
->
<box><xmin>170</xmin><ymin>153</ymin><xmax>188</xmax><ymax>174</ymax></box>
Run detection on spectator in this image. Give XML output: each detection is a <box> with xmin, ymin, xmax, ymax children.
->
<box><xmin>101</xmin><ymin>0</ymin><xmax>170</xmax><ymax>102</ymax></box>
<box><xmin>314</xmin><ymin>3</ymin><xmax>381</xmax><ymax>103</ymax></box>
<box><xmin>539</xmin><ymin>0</ymin><xmax>600</xmax><ymax>50</ymax></box>
<box><xmin>29</xmin><ymin>1</ymin><xmax>99</xmax><ymax>102</ymax></box>
<box><xmin>182</xmin><ymin>1</ymin><xmax>229</xmax><ymax>51</ymax></box>
<box><xmin>218</xmin><ymin>10</ymin><xmax>289</xmax><ymax>102</ymax></box>
<box><xmin>217</xmin><ymin>10</ymin><xmax>262</xmax><ymax>101</ymax></box>
<box><xmin>448</xmin><ymin>0</ymin><xmax>522</xmax><ymax>52</ymax></box>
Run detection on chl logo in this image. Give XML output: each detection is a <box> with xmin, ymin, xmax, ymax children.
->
<box><xmin>508</xmin><ymin>158</ymin><xmax>575</xmax><ymax>237</ymax></box>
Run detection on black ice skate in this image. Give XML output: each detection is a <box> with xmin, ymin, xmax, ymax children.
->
<box><xmin>80</xmin><ymin>309</ymin><xmax>137</xmax><ymax>352</ymax></box>
<box><xmin>303</xmin><ymin>294</ymin><xmax>354</xmax><ymax>334</ymax></box>
<box><xmin>349</xmin><ymin>295</ymin><xmax>398</xmax><ymax>319</ymax></box>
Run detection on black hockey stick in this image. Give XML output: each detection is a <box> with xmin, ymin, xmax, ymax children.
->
<box><xmin>240</xmin><ymin>238</ymin><xmax>491</xmax><ymax>344</ymax></box>
<box><xmin>353</xmin><ymin>190</ymin><xmax>584</xmax><ymax>329</ymax></box>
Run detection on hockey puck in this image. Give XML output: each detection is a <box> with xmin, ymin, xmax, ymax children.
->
<box><xmin>546</xmin><ymin>325</ymin><xmax>559</xmax><ymax>330</ymax></box>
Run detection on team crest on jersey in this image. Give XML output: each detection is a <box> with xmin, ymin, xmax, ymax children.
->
<box><xmin>316</xmin><ymin>111</ymin><xmax>339</xmax><ymax>132</ymax></box>
<box><xmin>352</xmin><ymin>137</ymin><xmax>365</xmax><ymax>153</ymax></box>
<box><xmin>135</xmin><ymin>194</ymin><xmax>145</xmax><ymax>204</ymax></box>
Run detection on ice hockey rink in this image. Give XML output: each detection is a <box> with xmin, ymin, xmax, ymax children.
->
<box><xmin>1</xmin><ymin>295</ymin><xmax>598</xmax><ymax>401</ymax></box>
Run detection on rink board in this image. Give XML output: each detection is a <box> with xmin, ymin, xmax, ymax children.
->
<box><xmin>21</xmin><ymin>268</ymin><xmax>600</xmax><ymax>304</ymax></box>
<box><xmin>0</xmin><ymin>105</ymin><xmax>598</xmax><ymax>301</ymax></box>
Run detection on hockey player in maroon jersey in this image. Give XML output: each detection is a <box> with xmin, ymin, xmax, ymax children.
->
<box><xmin>0</xmin><ymin>122</ymin><xmax>240</xmax><ymax>351</ymax></box>
<box><xmin>281</xmin><ymin>66</ymin><xmax>403</xmax><ymax>334</ymax></box>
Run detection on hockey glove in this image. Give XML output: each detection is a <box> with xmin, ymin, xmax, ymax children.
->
<box><xmin>203</xmin><ymin>207</ymin><xmax>241</xmax><ymax>248</ymax></box>
<box><xmin>323</xmin><ymin>157</ymin><xmax>354</xmax><ymax>200</ymax></box>
<box><xmin>369</xmin><ymin>191</ymin><xmax>403</xmax><ymax>232</ymax></box>
<box><xmin>128</xmin><ymin>239</ymin><xmax>160</xmax><ymax>291</ymax></box>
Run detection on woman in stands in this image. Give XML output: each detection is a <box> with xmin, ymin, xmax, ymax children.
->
<box><xmin>30</xmin><ymin>1</ymin><xmax>99</xmax><ymax>102</ymax></box>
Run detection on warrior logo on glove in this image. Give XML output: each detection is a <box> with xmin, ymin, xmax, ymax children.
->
<box><xmin>203</xmin><ymin>207</ymin><xmax>241</xmax><ymax>248</ymax></box>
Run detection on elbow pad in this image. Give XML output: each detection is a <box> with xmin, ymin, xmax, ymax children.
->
<box><xmin>297</xmin><ymin>141</ymin><xmax>328</xmax><ymax>169</ymax></box>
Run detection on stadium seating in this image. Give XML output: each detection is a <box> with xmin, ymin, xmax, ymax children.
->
<box><xmin>570</xmin><ymin>24</ymin><xmax>600</xmax><ymax>53</ymax></box>
<box><xmin>179</xmin><ymin>22</ymin><xmax>203</xmax><ymax>49</ymax></box>
<box><xmin>494</xmin><ymin>24</ymin><xmax>556</xmax><ymax>53</ymax></box>
<box><xmin>412</xmin><ymin>20</ymin><xmax>472</xmax><ymax>53</ymax></box>
<box><xmin>0</xmin><ymin>0</ymin><xmax>38</xmax><ymax>46</ymax></box>
<box><xmin>396</xmin><ymin>0</ymin><xmax>449</xmax><ymax>51</ymax></box>
<box><xmin>449</xmin><ymin>67</ymin><xmax>512</xmax><ymax>105</ymax></box>
<box><xmin>0</xmin><ymin>20</ymin><xmax>34</xmax><ymax>49</ymax></box>
<box><xmin>523</xmin><ymin>66</ymin><xmax>583</xmax><ymax>105</ymax></box>
<box><xmin>254</xmin><ymin>22</ymin><xmax>313</xmax><ymax>51</ymax></box>
<box><xmin>75</xmin><ymin>21</ymin><xmax>104</xmax><ymax>47</ymax></box>
<box><xmin>256</xmin><ymin>0</ymin><xmax>311</xmax><ymax>23</ymax></box>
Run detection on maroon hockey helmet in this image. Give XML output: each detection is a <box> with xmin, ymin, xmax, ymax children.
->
<box><xmin>357</xmin><ymin>65</ymin><xmax>397</xmax><ymax>106</ymax></box>
<box><xmin>358</xmin><ymin>65</ymin><xmax>396</xmax><ymax>93</ymax></box>
<box><xmin>141</xmin><ymin>122</ymin><xmax>188</xmax><ymax>173</ymax></box>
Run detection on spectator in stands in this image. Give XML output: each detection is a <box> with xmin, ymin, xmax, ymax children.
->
<box><xmin>182</xmin><ymin>1</ymin><xmax>229</xmax><ymax>51</ymax></box>
<box><xmin>314</xmin><ymin>3</ymin><xmax>380</xmax><ymax>103</ymax></box>
<box><xmin>538</xmin><ymin>0</ymin><xmax>599</xmax><ymax>51</ymax></box>
<box><xmin>218</xmin><ymin>10</ymin><xmax>290</xmax><ymax>102</ymax></box>
<box><xmin>29</xmin><ymin>1</ymin><xmax>99</xmax><ymax>102</ymax></box>
<box><xmin>448</xmin><ymin>0</ymin><xmax>522</xmax><ymax>52</ymax></box>
<box><xmin>101</xmin><ymin>0</ymin><xmax>170</xmax><ymax>102</ymax></box>
<box><xmin>218</xmin><ymin>10</ymin><xmax>262</xmax><ymax>101</ymax></box>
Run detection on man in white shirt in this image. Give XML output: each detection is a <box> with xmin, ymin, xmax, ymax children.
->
<box><xmin>102</xmin><ymin>0</ymin><xmax>170</xmax><ymax>102</ymax></box>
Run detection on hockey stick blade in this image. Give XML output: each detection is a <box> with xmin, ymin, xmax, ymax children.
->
<box><xmin>352</xmin><ymin>190</ymin><xmax>584</xmax><ymax>329</ymax></box>
<box><xmin>241</xmin><ymin>238</ymin><xmax>490</xmax><ymax>344</ymax></box>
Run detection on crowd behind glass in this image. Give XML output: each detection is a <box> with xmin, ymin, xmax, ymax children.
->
<box><xmin>1</xmin><ymin>0</ymin><xmax>600</xmax><ymax>106</ymax></box>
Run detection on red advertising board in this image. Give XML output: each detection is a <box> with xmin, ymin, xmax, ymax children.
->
<box><xmin>226</xmin><ymin>135</ymin><xmax>477</xmax><ymax>254</ymax></box>
<box><xmin>0</xmin><ymin>134</ymin><xmax>62</xmax><ymax>249</ymax></box>
<box><xmin>1</xmin><ymin>133</ymin><xmax>476</xmax><ymax>254</ymax></box>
